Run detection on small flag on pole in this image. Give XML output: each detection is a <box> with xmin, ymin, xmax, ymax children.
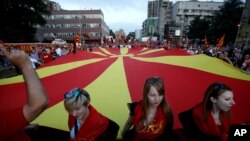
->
<box><xmin>204</xmin><ymin>36</ymin><xmax>209</xmax><ymax>49</ymax></box>
<box><xmin>216</xmin><ymin>34</ymin><xmax>225</xmax><ymax>50</ymax></box>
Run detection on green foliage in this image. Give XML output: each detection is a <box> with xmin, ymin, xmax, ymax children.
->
<box><xmin>0</xmin><ymin>0</ymin><xmax>50</xmax><ymax>42</ymax></box>
<box><xmin>187</xmin><ymin>16</ymin><xmax>209</xmax><ymax>40</ymax></box>
<box><xmin>109</xmin><ymin>30</ymin><xmax>116</xmax><ymax>39</ymax></box>
<box><xmin>187</xmin><ymin>0</ymin><xmax>244</xmax><ymax>45</ymax></box>
<box><xmin>209</xmin><ymin>0</ymin><xmax>243</xmax><ymax>44</ymax></box>
<box><xmin>153</xmin><ymin>32</ymin><xmax>160</xmax><ymax>39</ymax></box>
<box><xmin>126</xmin><ymin>32</ymin><xmax>135</xmax><ymax>41</ymax></box>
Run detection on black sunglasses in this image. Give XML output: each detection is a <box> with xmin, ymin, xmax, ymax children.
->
<box><xmin>214</xmin><ymin>83</ymin><xmax>225</xmax><ymax>90</ymax></box>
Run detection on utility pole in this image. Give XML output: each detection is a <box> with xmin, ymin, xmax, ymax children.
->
<box><xmin>234</xmin><ymin>8</ymin><xmax>245</xmax><ymax>48</ymax></box>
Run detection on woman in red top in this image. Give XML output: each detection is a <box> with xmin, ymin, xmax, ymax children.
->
<box><xmin>122</xmin><ymin>77</ymin><xmax>173</xmax><ymax>141</ymax></box>
<box><xmin>64</xmin><ymin>88</ymin><xmax>119</xmax><ymax>141</ymax></box>
<box><xmin>179</xmin><ymin>83</ymin><xmax>235</xmax><ymax>141</ymax></box>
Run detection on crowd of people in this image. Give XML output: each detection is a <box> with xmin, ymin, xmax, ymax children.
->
<box><xmin>0</xmin><ymin>40</ymin><xmax>247</xmax><ymax>141</ymax></box>
<box><xmin>185</xmin><ymin>45</ymin><xmax>250</xmax><ymax>74</ymax></box>
<box><xmin>1</xmin><ymin>39</ymin><xmax>250</xmax><ymax>75</ymax></box>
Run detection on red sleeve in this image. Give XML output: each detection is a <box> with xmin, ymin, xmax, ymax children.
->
<box><xmin>0</xmin><ymin>107</ymin><xmax>28</xmax><ymax>140</ymax></box>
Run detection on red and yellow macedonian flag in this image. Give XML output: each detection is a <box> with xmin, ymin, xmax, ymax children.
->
<box><xmin>1</xmin><ymin>47</ymin><xmax>250</xmax><ymax>139</ymax></box>
<box><xmin>216</xmin><ymin>34</ymin><xmax>225</xmax><ymax>50</ymax></box>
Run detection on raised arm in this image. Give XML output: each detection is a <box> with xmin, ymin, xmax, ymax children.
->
<box><xmin>0</xmin><ymin>44</ymin><xmax>48</xmax><ymax>122</ymax></box>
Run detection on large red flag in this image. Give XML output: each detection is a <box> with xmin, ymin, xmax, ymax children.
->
<box><xmin>216</xmin><ymin>34</ymin><xmax>225</xmax><ymax>50</ymax></box>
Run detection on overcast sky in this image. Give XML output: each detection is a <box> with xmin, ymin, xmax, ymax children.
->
<box><xmin>52</xmin><ymin>0</ymin><xmax>240</xmax><ymax>34</ymax></box>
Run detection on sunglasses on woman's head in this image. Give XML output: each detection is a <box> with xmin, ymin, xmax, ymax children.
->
<box><xmin>214</xmin><ymin>83</ymin><xmax>225</xmax><ymax>90</ymax></box>
<box><xmin>64</xmin><ymin>89</ymin><xmax>81</xmax><ymax>99</ymax></box>
<box><xmin>64</xmin><ymin>88</ymin><xmax>90</xmax><ymax>101</ymax></box>
<box><xmin>146</xmin><ymin>77</ymin><xmax>163</xmax><ymax>84</ymax></box>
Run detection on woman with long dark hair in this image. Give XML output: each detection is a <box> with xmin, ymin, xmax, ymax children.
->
<box><xmin>179</xmin><ymin>83</ymin><xmax>235</xmax><ymax>141</ymax></box>
<box><xmin>122</xmin><ymin>77</ymin><xmax>173</xmax><ymax>141</ymax></box>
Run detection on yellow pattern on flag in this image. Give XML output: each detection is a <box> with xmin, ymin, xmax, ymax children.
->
<box><xmin>32</xmin><ymin>102</ymin><xmax>68</xmax><ymax>131</ymax></box>
<box><xmin>120</xmin><ymin>47</ymin><xmax>128</xmax><ymax>55</ymax></box>
<box><xmin>99</xmin><ymin>47</ymin><xmax>116</xmax><ymax>56</ymax></box>
<box><xmin>86</xmin><ymin>57</ymin><xmax>131</xmax><ymax>139</ymax></box>
<box><xmin>32</xmin><ymin>57</ymin><xmax>131</xmax><ymax>139</ymax></box>
<box><xmin>137</xmin><ymin>48</ymin><xmax>164</xmax><ymax>55</ymax></box>
<box><xmin>0</xmin><ymin>58</ymin><xmax>106</xmax><ymax>85</ymax></box>
<box><xmin>131</xmin><ymin>54</ymin><xmax>250</xmax><ymax>81</ymax></box>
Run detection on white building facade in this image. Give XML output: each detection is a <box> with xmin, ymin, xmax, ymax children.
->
<box><xmin>172</xmin><ymin>0</ymin><xmax>223</xmax><ymax>36</ymax></box>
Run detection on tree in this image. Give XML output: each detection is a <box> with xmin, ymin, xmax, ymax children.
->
<box><xmin>126</xmin><ymin>32</ymin><xmax>135</xmax><ymax>41</ymax></box>
<box><xmin>164</xmin><ymin>24</ymin><xmax>170</xmax><ymax>39</ymax></box>
<box><xmin>187</xmin><ymin>16</ymin><xmax>210</xmax><ymax>41</ymax></box>
<box><xmin>0</xmin><ymin>0</ymin><xmax>50</xmax><ymax>42</ymax></box>
<box><xmin>109</xmin><ymin>29</ymin><xmax>116</xmax><ymax>39</ymax></box>
<box><xmin>153</xmin><ymin>32</ymin><xmax>160</xmax><ymax>39</ymax></box>
<box><xmin>209</xmin><ymin>0</ymin><xmax>243</xmax><ymax>45</ymax></box>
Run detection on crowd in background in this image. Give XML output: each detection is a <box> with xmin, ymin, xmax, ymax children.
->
<box><xmin>1</xmin><ymin>41</ymin><xmax>250</xmax><ymax>75</ymax></box>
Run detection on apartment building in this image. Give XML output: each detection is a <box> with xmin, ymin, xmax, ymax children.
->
<box><xmin>158</xmin><ymin>0</ymin><xmax>173</xmax><ymax>40</ymax></box>
<box><xmin>147</xmin><ymin>0</ymin><xmax>160</xmax><ymax>36</ymax></box>
<box><xmin>172</xmin><ymin>0</ymin><xmax>223</xmax><ymax>36</ymax></box>
<box><xmin>36</xmin><ymin>3</ymin><xmax>109</xmax><ymax>44</ymax></box>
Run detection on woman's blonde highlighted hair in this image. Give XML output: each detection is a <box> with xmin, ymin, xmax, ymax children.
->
<box><xmin>64</xmin><ymin>88</ymin><xmax>90</xmax><ymax>113</ymax></box>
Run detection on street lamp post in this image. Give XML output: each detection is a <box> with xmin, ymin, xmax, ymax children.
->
<box><xmin>234</xmin><ymin>23</ymin><xmax>241</xmax><ymax>48</ymax></box>
<box><xmin>77</xmin><ymin>24</ymin><xmax>82</xmax><ymax>48</ymax></box>
<box><xmin>180</xmin><ymin>14</ymin><xmax>186</xmax><ymax>47</ymax></box>
<box><xmin>245</xmin><ymin>31</ymin><xmax>250</xmax><ymax>49</ymax></box>
<box><xmin>79</xmin><ymin>24</ymin><xmax>82</xmax><ymax>41</ymax></box>
<box><xmin>78</xmin><ymin>15</ymin><xmax>82</xmax><ymax>44</ymax></box>
<box><xmin>234</xmin><ymin>8</ymin><xmax>245</xmax><ymax>48</ymax></box>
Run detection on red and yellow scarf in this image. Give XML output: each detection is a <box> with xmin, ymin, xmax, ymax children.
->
<box><xmin>192</xmin><ymin>104</ymin><xmax>231</xmax><ymax>141</ymax></box>
<box><xmin>68</xmin><ymin>105</ymin><xmax>109</xmax><ymax>141</ymax></box>
<box><xmin>132</xmin><ymin>102</ymin><xmax>166</xmax><ymax>140</ymax></box>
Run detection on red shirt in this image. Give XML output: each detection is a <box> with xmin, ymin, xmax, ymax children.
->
<box><xmin>131</xmin><ymin>101</ymin><xmax>167</xmax><ymax>140</ymax></box>
<box><xmin>41</xmin><ymin>53</ymin><xmax>52</xmax><ymax>63</ymax></box>
<box><xmin>0</xmin><ymin>107</ymin><xmax>30</xmax><ymax>141</ymax></box>
<box><xmin>192</xmin><ymin>103</ymin><xmax>231</xmax><ymax>141</ymax></box>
